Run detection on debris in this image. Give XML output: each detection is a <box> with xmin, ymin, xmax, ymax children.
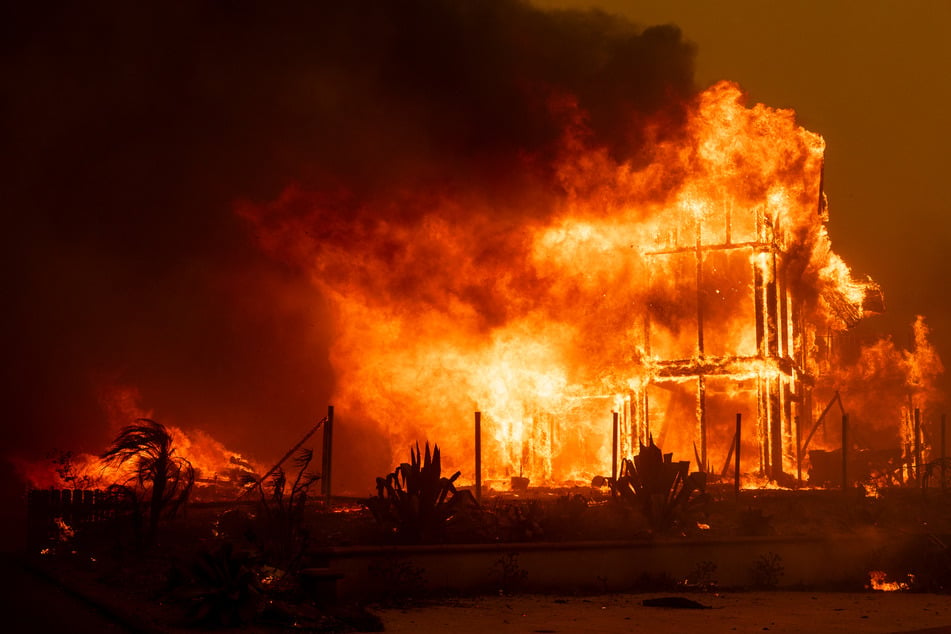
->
<box><xmin>642</xmin><ymin>597</ymin><xmax>710</xmax><ymax>609</ymax></box>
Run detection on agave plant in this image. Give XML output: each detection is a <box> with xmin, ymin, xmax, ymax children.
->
<box><xmin>168</xmin><ymin>541</ymin><xmax>263</xmax><ymax>627</ymax></box>
<box><xmin>100</xmin><ymin>418</ymin><xmax>195</xmax><ymax>544</ymax></box>
<box><xmin>367</xmin><ymin>442</ymin><xmax>477</xmax><ymax>543</ymax></box>
<box><xmin>611</xmin><ymin>437</ymin><xmax>709</xmax><ymax>533</ymax></box>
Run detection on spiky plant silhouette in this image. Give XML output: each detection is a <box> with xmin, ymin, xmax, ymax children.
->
<box><xmin>610</xmin><ymin>437</ymin><xmax>709</xmax><ymax>534</ymax></box>
<box><xmin>100</xmin><ymin>418</ymin><xmax>195</xmax><ymax>544</ymax></box>
<box><xmin>367</xmin><ymin>442</ymin><xmax>477</xmax><ymax>543</ymax></box>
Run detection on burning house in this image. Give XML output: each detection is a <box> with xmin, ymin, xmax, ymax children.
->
<box><xmin>243</xmin><ymin>80</ymin><xmax>926</xmax><ymax>490</ymax></box>
<box><xmin>471</xmin><ymin>82</ymin><xmax>885</xmax><ymax>486</ymax></box>
<box><xmin>609</xmin><ymin>83</ymin><xmax>885</xmax><ymax>484</ymax></box>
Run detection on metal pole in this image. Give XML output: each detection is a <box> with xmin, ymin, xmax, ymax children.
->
<box><xmin>942</xmin><ymin>414</ymin><xmax>947</xmax><ymax>492</ymax></box>
<box><xmin>841</xmin><ymin>414</ymin><xmax>848</xmax><ymax>492</ymax></box>
<box><xmin>796</xmin><ymin>415</ymin><xmax>802</xmax><ymax>486</ymax></box>
<box><xmin>612</xmin><ymin>411</ymin><xmax>619</xmax><ymax>481</ymax></box>
<box><xmin>914</xmin><ymin>408</ymin><xmax>922</xmax><ymax>482</ymax></box>
<box><xmin>239</xmin><ymin>415</ymin><xmax>327</xmax><ymax>500</ymax></box>
<box><xmin>734</xmin><ymin>413</ymin><xmax>742</xmax><ymax>499</ymax></box>
<box><xmin>801</xmin><ymin>391</ymin><xmax>842</xmax><ymax>457</ymax></box>
<box><xmin>475</xmin><ymin>411</ymin><xmax>482</xmax><ymax>502</ymax></box>
<box><xmin>322</xmin><ymin>405</ymin><xmax>334</xmax><ymax>500</ymax></box>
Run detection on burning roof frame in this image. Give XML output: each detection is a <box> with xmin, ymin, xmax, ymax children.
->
<box><xmin>614</xmin><ymin>179</ymin><xmax>844</xmax><ymax>483</ymax></box>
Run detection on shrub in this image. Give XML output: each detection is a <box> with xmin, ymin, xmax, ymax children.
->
<box><xmin>609</xmin><ymin>437</ymin><xmax>709</xmax><ymax>534</ymax></box>
<box><xmin>366</xmin><ymin>442</ymin><xmax>477</xmax><ymax>543</ymax></box>
<box><xmin>167</xmin><ymin>541</ymin><xmax>263</xmax><ymax>627</ymax></box>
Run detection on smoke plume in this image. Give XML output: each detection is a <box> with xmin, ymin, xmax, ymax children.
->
<box><xmin>2</xmin><ymin>1</ymin><xmax>697</xmax><ymax>492</ymax></box>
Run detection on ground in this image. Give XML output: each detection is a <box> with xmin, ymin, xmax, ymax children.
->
<box><xmin>13</xmin><ymin>487</ymin><xmax>951</xmax><ymax>632</ymax></box>
<box><xmin>8</xmin><ymin>552</ymin><xmax>951</xmax><ymax>634</ymax></box>
<box><xmin>377</xmin><ymin>592</ymin><xmax>951</xmax><ymax>634</ymax></box>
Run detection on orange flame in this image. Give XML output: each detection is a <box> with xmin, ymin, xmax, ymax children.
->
<box><xmin>868</xmin><ymin>570</ymin><xmax>910</xmax><ymax>592</ymax></box>
<box><xmin>242</xmin><ymin>81</ymin><xmax>941</xmax><ymax>490</ymax></box>
<box><xmin>15</xmin><ymin>385</ymin><xmax>263</xmax><ymax>494</ymax></box>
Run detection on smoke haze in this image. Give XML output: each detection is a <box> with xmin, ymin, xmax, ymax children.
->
<box><xmin>2</xmin><ymin>1</ymin><xmax>697</xmax><ymax>491</ymax></box>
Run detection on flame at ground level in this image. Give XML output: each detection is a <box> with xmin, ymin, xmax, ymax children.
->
<box><xmin>14</xmin><ymin>386</ymin><xmax>264</xmax><ymax>495</ymax></box>
<box><xmin>868</xmin><ymin>570</ymin><xmax>911</xmax><ymax>592</ymax></box>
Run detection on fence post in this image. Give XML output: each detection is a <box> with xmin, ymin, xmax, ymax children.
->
<box><xmin>734</xmin><ymin>413</ymin><xmax>741</xmax><ymax>499</ymax></box>
<box><xmin>914</xmin><ymin>408</ymin><xmax>922</xmax><ymax>483</ymax></box>
<box><xmin>942</xmin><ymin>414</ymin><xmax>947</xmax><ymax>492</ymax></box>
<box><xmin>321</xmin><ymin>405</ymin><xmax>334</xmax><ymax>500</ymax></box>
<box><xmin>841</xmin><ymin>414</ymin><xmax>849</xmax><ymax>491</ymax></box>
<box><xmin>612</xmin><ymin>411</ymin><xmax>619</xmax><ymax>482</ymax></box>
<box><xmin>475</xmin><ymin>411</ymin><xmax>482</xmax><ymax>502</ymax></box>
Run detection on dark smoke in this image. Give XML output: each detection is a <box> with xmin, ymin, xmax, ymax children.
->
<box><xmin>1</xmin><ymin>0</ymin><xmax>695</xmax><ymax>492</ymax></box>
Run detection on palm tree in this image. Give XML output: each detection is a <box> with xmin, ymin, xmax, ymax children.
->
<box><xmin>100</xmin><ymin>418</ymin><xmax>195</xmax><ymax>543</ymax></box>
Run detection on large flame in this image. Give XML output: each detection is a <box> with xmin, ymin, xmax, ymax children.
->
<box><xmin>15</xmin><ymin>386</ymin><xmax>262</xmax><ymax>493</ymax></box>
<box><xmin>243</xmin><ymin>81</ymin><xmax>941</xmax><ymax>490</ymax></box>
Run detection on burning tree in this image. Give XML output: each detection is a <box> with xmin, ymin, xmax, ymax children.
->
<box><xmin>100</xmin><ymin>418</ymin><xmax>195</xmax><ymax>544</ymax></box>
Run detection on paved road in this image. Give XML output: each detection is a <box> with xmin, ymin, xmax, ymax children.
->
<box><xmin>1</xmin><ymin>552</ymin><xmax>133</xmax><ymax>634</ymax></box>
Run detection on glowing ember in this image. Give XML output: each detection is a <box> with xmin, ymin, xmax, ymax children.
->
<box><xmin>53</xmin><ymin>517</ymin><xmax>75</xmax><ymax>542</ymax></box>
<box><xmin>868</xmin><ymin>570</ymin><xmax>911</xmax><ymax>592</ymax></box>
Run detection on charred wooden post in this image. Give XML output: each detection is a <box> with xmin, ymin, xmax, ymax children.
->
<box><xmin>475</xmin><ymin>411</ymin><xmax>482</xmax><ymax>501</ymax></box>
<box><xmin>612</xmin><ymin>411</ymin><xmax>619</xmax><ymax>481</ymax></box>
<box><xmin>697</xmin><ymin>375</ymin><xmax>707</xmax><ymax>471</ymax></box>
<box><xmin>841</xmin><ymin>414</ymin><xmax>848</xmax><ymax>491</ymax></box>
<box><xmin>321</xmin><ymin>405</ymin><xmax>334</xmax><ymax>500</ymax></box>
<box><xmin>914</xmin><ymin>408</ymin><xmax>922</xmax><ymax>482</ymax></box>
<box><xmin>735</xmin><ymin>413</ymin><xmax>742</xmax><ymax>498</ymax></box>
<box><xmin>769</xmin><ymin>375</ymin><xmax>783</xmax><ymax>479</ymax></box>
<box><xmin>782</xmin><ymin>378</ymin><xmax>794</xmax><ymax>478</ymax></box>
<box><xmin>942</xmin><ymin>414</ymin><xmax>947</xmax><ymax>492</ymax></box>
<box><xmin>795</xmin><ymin>414</ymin><xmax>802</xmax><ymax>485</ymax></box>
<box><xmin>694</xmin><ymin>226</ymin><xmax>708</xmax><ymax>471</ymax></box>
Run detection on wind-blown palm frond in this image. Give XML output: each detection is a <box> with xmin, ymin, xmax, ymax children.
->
<box><xmin>100</xmin><ymin>418</ymin><xmax>195</xmax><ymax>544</ymax></box>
